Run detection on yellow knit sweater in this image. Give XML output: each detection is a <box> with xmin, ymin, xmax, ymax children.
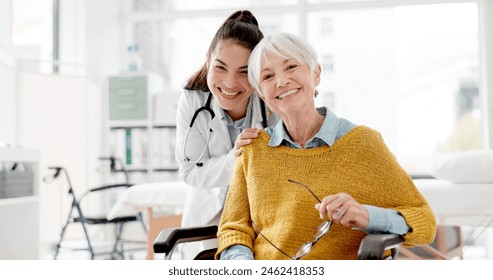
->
<box><xmin>216</xmin><ymin>126</ymin><xmax>436</xmax><ymax>260</ymax></box>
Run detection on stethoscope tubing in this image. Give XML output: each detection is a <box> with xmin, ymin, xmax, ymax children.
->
<box><xmin>183</xmin><ymin>92</ymin><xmax>267</xmax><ymax>167</ymax></box>
<box><xmin>183</xmin><ymin>126</ymin><xmax>213</xmax><ymax>166</ymax></box>
<box><xmin>183</xmin><ymin>93</ymin><xmax>215</xmax><ymax>166</ymax></box>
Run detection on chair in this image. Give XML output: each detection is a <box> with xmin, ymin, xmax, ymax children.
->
<box><xmin>153</xmin><ymin>225</ymin><xmax>404</xmax><ymax>260</ymax></box>
<box><xmin>44</xmin><ymin>157</ymin><xmax>147</xmax><ymax>259</ymax></box>
<box><xmin>398</xmin><ymin>225</ymin><xmax>463</xmax><ymax>260</ymax></box>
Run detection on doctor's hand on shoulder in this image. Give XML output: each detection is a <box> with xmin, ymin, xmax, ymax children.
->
<box><xmin>234</xmin><ymin>128</ymin><xmax>260</xmax><ymax>157</ymax></box>
<box><xmin>315</xmin><ymin>193</ymin><xmax>370</xmax><ymax>229</ymax></box>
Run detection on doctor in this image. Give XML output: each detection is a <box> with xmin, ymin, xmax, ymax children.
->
<box><xmin>175</xmin><ymin>10</ymin><xmax>279</xmax><ymax>227</ymax></box>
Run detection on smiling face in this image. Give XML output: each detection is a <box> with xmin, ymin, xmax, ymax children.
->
<box><xmin>206</xmin><ymin>39</ymin><xmax>253</xmax><ymax>120</ymax></box>
<box><xmin>259</xmin><ymin>52</ymin><xmax>321</xmax><ymax>118</ymax></box>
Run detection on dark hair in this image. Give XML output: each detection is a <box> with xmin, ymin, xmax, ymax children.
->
<box><xmin>184</xmin><ymin>10</ymin><xmax>264</xmax><ymax>92</ymax></box>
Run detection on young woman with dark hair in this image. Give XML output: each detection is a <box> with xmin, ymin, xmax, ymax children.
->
<box><xmin>175</xmin><ymin>10</ymin><xmax>279</xmax><ymax>227</ymax></box>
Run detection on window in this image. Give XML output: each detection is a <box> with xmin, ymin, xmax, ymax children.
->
<box><xmin>12</xmin><ymin>0</ymin><xmax>53</xmax><ymax>73</ymax></box>
<box><xmin>134</xmin><ymin>0</ymin><xmax>298</xmax><ymax>11</ymax></box>
<box><xmin>322</xmin><ymin>55</ymin><xmax>334</xmax><ymax>73</ymax></box>
<box><xmin>308</xmin><ymin>3</ymin><xmax>480</xmax><ymax>173</ymax></box>
<box><xmin>11</xmin><ymin>0</ymin><xmax>86</xmax><ymax>75</ymax></box>
<box><xmin>136</xmin><ymin>17</ymin><xmax>224</xmax><ymax>90</ymax></box>
<box><xmin>130</xmin><ymin>1</ymin><xmax>482</xmax><ymax>174</ymax></box>
<box><xmin>321</xmin><ymin>17</ymin><xmax>333</xmax><ymax>36</ymax></box>
<box><xmin>134</xmin><ymin>14</ymin><xmax>299</xmax><ymax>90</ymax></box>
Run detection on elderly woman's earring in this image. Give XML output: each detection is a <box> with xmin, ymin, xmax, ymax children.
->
<box><xmin>315</xmin><ymin>90</ymin><xmax>319</xmax><ymax>97</ymax></box>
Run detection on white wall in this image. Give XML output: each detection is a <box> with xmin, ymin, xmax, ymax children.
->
<box><xmin>0</xmin><ymin>0</ymin><xmax>15</xmax><ymax>146</ymax></box>
<box><xmin>0</xmin><ymin>60</ymin><xmax>17</xmax><ymax>146</ymax></box>
<box><xmin>0</xmin><ymin>0</ymin><xmax>11</xmax><ymax>49</ymax></box>
<box><xmin>17</xmin><ymin>72</ymin><xmax>103</xmax><ymax>254</ymax></box>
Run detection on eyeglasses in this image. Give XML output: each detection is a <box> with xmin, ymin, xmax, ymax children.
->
<box><xmin>251</xmin><ymin>179</ymin><xmax>332</xmax><ymax>260</ymax></box>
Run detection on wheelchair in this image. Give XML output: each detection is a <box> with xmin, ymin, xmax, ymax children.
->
<box><xmin>153</xmin><ymin>225</ymin><xmax>404</xmax><ymax>260</ymax></box>
<box><xmin>44</xmin><ymin>157</ymin><xmax>147</xmax><ymax>259</ymax></box>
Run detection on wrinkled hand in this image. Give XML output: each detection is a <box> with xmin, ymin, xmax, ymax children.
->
<box><xmin>315</xmin><ymin>193</ymin><xmax>369</xmax><ymax>229</ymax></box>
<box><xmin>234</xmin><ymin>128</ymin><xmax>260</xmax><ymax>157</ymax></box>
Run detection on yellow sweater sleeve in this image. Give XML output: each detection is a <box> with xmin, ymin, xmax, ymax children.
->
<box><xmin>366</xmin><ymin>132</ymin><xmax>437</xmax><ymax>246</ymax></box>
<box><xmin>215</xmin><ymin>152</ymin><xmax>255</xmax><ymax>259</ymax></box>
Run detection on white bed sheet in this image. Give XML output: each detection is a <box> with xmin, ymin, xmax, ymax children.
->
<box><xmin>414</xmin><ymin>179</ymin><xmax>493</xmax><ymax>227</ymax></box>
<box><xmin>107</xmin><ymin>181</ymin><xmax>190</xmax><ymax>220</ymax></box>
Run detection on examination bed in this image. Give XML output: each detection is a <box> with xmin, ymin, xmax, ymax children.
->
<box><xmin>106</xmin><ymin>181</ymin><xmax>190</xmax><ymax>259</ymax></box>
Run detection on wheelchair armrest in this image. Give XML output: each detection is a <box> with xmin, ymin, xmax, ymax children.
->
<box><xmin>153</xmin><ymin>225</ymin><xmax>218</xmax><ymax>258</ymax></box>
<box><xmin>358</xmin><ymin>233</ymin><xmax>404</xmax><ymax>260</ymax></box>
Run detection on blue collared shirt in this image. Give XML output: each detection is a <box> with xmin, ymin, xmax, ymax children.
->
<box><xmin>222</xmin><ymin>95</ymin><xmax>254</xmax><ymax>147</ymax></box>
<box><xmin>265</xmin><ymin>107</ymin><xmax>353</xmax><ymax>149</ymax></box>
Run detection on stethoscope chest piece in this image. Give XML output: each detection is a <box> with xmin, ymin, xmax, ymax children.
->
<box><xmin>183</xmin><ymin>93</ymin><xmax>215</xmax><ymax>167</ymax></box>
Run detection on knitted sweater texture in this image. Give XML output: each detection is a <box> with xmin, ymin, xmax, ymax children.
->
<box><xmin>216</xmin><ymin>126</ymin><xmax>436</xmax><ymax>260</ymax></box>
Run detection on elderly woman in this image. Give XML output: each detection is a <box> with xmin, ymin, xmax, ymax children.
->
<box><xmin>216</xmin><ymin>33</ymin><xmax>436</xmax><ymax>260</ymax></box>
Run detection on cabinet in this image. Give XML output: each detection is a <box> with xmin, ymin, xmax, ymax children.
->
<box><xmin>0</xmin><ymin>148</ymin><xmax>40</xmax><ymax>259</ymax></box>
<box><xmin>106</xmin><ymin>73</ymin><xmax>181</xmax><ymax>183</ymax></box>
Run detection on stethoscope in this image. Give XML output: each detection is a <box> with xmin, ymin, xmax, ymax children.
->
<box><xmin>184</xmin><ymin>92</ymin><xmax>267</xmax><ymax>167</ymax></box>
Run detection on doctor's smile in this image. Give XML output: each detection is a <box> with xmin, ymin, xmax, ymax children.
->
<box><xmin>218</xmin><ymin>85</ymin><xmax>246</xmax><ymax>98</ymax></box>
<box><xmin>219</xmin><ymin>88</ymin><xmax>242</xmax><ymax>96</ymax></box>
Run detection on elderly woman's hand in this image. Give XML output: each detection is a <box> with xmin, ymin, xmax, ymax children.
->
<box><xmin>234</xmin><ymin>128</ymin><xmax>260</xmax><ymax>157</ymax></box>
<box><xmin>315</xmin><ymin>193</ymin><xmax>369</xmax><ymax>229</ymax></box>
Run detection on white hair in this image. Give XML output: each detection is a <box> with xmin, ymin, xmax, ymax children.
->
<box><xmin>248</xmin><ymin>33</ymin><xmax>319</xmax><ymax>95</ymax></box>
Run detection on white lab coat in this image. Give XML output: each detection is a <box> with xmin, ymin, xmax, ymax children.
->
<box><xmin>175</xmin><ymin>89</ymin><xmax>279</xmax><ymax>227</ymax></box>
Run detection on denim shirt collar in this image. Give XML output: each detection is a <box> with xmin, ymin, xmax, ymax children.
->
<box><xmin>220</xmin><ymin>95</ymin><xmax>253</xmax><ymax>129</ymax></box>
<box><xmin>266</xmin><ymin>107</ymin><xmax>340</xmax><ymax>148</ymax></box>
